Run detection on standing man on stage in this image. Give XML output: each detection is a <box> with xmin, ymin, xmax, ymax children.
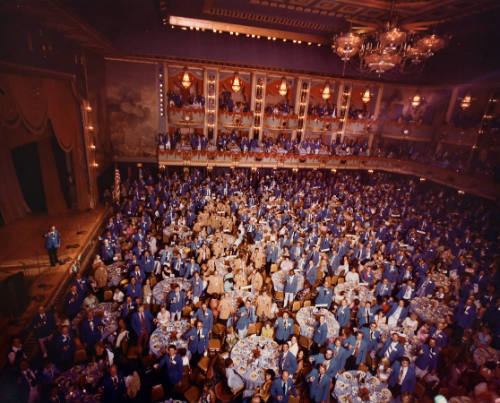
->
<box><xmin>44</xmin><ymin>225</ymin><xmax>61</xmax><ymax>266</ymax></box>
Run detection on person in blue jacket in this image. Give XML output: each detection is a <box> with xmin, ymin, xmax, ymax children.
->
<box><xmin>64</xmin><ymin>285</ymin><xmax>80</xmax><ymax>319</ymax></box>
<box><xmin>313</xmin><ymin>314</ymin><xmax>329</xmax><ymax>349</ymax></box>
<box><xmin>270</xmin><ymin>370</ymin><xmax>297</xmax><ymax>403</ymax></box>
<box><xmin>190</xmin><ymin>271</ymin><xmax>204</xmax><ymax>303</ymax></box>
<box><xmin>378</xmin><ymin>332</ymin><xmax>405</xmax><ymax>363</ymax></box>
<box><xmin>415</xmin><ymin>338</ymin><xmax>439</xmax><ymax>378</ymax></box>
<box><xmin>193</xmin><ymin>302</ymin><xmax>214</xmax><ymax>334</ymax></box>
<box><xmin>55</xmin><ymin>326</ymin><xmax>76</xmax><ymax>370</ymax></box>
<box><xmin>80</xmin><ymin>311</ymin><xmax>103</xmax><ymax>350</ymax></box>
<box><xmin>44</xmin><ymin>225</ymin><xmax>61</xmax><ymax>266</ymax></box>
<box><xmin>101</xmin><ymin>364</ymin><xmax>126</xmax><ymax>403</ymax></box>
<box><xmin>344</xmin><ymin>331</ymin><xmax>368</xmax><ymax>370</ymax></box>
<box><xmin>306</xmin><ymin>364</ymin><xmax>332</xmax><ymax>403</ymax></box>
<box><xmin>155</xmin><ymin>344</ymin><xmax>184</xmax><ymax>398</ymax></box>
<box><xmin>275</xmin><ymin>311</ymin><xmax>294</xmax><ymax>343</ymax></box>
<box><xmin>32</xmin><ymin>305</ymin><xmax>55</xmax><ymax>359</ymax></box>
<box><xmin>130</xmin><ymin>305</ymin><xmax>153</xmax><ymax>351</ymax></box>
<box><xmin>185</xmin><ymin>320</ymin><xmax>208</xmax><ymax>366</ymax></box>
<box><xmin>126</xmin><ymin>277</ymin><xmax>143</xmax><ymax>300</ymax></box>
<box><xmin>315</xmin><ymin>283</ymin><xmax>333</xmax><ymax>308</ymax></box>
<box><xmin>284</xmin><ymin>269</ymin><xmax>299</xmax><ymax>309</ymax></box>
<box><xmin>278</xmin><ymin>342</ymin><xmax>298</xmax><ymax>375</ymax></box>
<box><xmin>168</xmin><ymin>284</ymin><xmax>186</xmax><ymax>321</ymax></box>
<box><xmin>388</xmin><ymin>357</ymin><xmax>416</xmax><ymax>397</ymax></box>
<box><xmin>336</xmin><ymin>299</ymin><xmax>351</xmax><ymax>329</ymax></box>
<box><xmin>453</xmin><ymin>297</ymin><xmax>477</xmax><ymax>342</ymax></box>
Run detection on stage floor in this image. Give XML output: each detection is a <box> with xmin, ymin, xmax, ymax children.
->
<box><xmin>0</xmin><ymin>206</ymin><xmax>107</xmax><ymax>274</ymax></box>
<box><xmin>0</xmin><ymin>206</ymin><xmax>108</xmax><ymax>362</ymax></box>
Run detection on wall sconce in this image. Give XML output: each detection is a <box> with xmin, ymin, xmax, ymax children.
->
<box><xmin>181</xmin><ymin>68</ymin><xmax>191</xmax><ymax>88</ymax></box>
<box><xmin>460</xmin><ymin>92</ymin><xmax>472</xmax><ymax>110</ymax></box>
<box><xmin>278</xmin><ymin>78</ymin><xmax>288</xmax><ymax>96</ymax></box>
<box><xmin>362</xmin><ymin>88</ymin><xmax>371</xmax><ymax>103</ymax></box>
<box><xmin>87</xmin><ymin>124</ymin><xmax>94</xmax><ymax>131</ymax></box>
<box><xmin>231</xmin><ymin>73</ymin><xmax>241</xmax><ymax>92</ymax></box>
<box><xmin>411</xmin><ymin>93</ymin><xmax>421</xmax><ymax>108</ymax></box>
<box><xmin>85</xmin><ymin>102</ymin><xmax>92</xmax><ymax>112</ymax></box>
<box><xmin>322</xmin><ymin>82</ymin><xmax>332</xmax><ymax>100</ymax></box>
<box><xmin>89</xmin><ymin>144</ymin><xmax>96</xmax><ymax>150</ymax></box>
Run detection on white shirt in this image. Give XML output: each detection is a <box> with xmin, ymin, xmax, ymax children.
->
<box><xmin>345</xmin><ymin>271</ymin><xmax>360</xmax><ymax>284</ymax></box>
<box><xmin>399</xmin><ymin>366</ymin><xmax>408</xmax><ymax>385</ymax></box>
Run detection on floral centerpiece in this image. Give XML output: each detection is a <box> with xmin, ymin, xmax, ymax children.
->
<box><xmin>252</xmin><ymin>349</ymin><xmax>261</xmax><ymax>359</ymax></box>
<box><xmin>358</xmin><ymin>387</ymin><xmax>370</xmax><ymax>401</ymax></box>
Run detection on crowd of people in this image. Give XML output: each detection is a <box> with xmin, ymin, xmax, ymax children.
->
<box><xmin>5</xmin><ymin>168</ymin><xmax>499</xmax><ymax>403</ymax></box>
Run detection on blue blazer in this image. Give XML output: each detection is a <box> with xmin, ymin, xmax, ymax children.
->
<box><xmin>455</xmin><ymin>304</ymin><xmax>477</xmax><ymax>329</ymax></box>
<box><xmin>32</xmin><ymin>312</ymin><xmax>55</xmax><ymax>339</ymax></box>
<box><xmin>396</xmin><ymin>285</ymin><xmax>415</xmax><ymax>300</ymax></box>
<box><xmin>345</xmin><ymin>338</ymin><xmax>368</xmax><ymax>365</ymax></box>
<box><xmin>429</xmin><ymin>328</ymin><xmax>448</xmax><ymax>349</ymax></box>
<box><xmin>278</xmin><ymin>351</ymin><xmax>298</xmax><ymax>374</ymax></box>
<box><xmin>183</xmin><ymin>262</ymin><xmax>200</xmax><ymax>279</ymax></box>
<box><xmin>415</xmin><ymin>344</ymin><xmax>439</xmax><ymax>372</ymax></box>
<box><xmin>55</xmin><ymin>333</ymin><xmax>75</xmax><ymax>362</ymax></box>
<box><xmin>158</xmin><ymin>353</ymin><xmax>183</xmax><ymax>384</ymax></box>
<box><xmin>313</xmin><ymin>322</ymin><xmax>328</xmax><ymax>346</ymax></box>
<box><xmin>270</xmin><ymin>378</ymin><xmax>297</xmax><ymax>403</ymax></box>
<box><xmin>101</xmin><ymin>373</ymin><xmax>126</xmax><ymax>402</ymax></box>
<box><xmin>378</xmin><ymin>339</ymin><xmax>404</xmax><ymax>362</ymax></box>
<box><xmin>80</xmin><ymin>318</ymin><xmax>103</xmax><ymax>347</ymax></box>
<box><xmin>315</xmin><ymin>287</ymin><xmax>333</xmax><ymax>308</ymax></box>
<box><xmin>64</xmin><ymin>291</ymin><xmax>80</xmax><ymax>317</ymax></box>
<box><xmin>126</xmin><ymin>283</ymin><xmax>143</xmax><ymax>300</ymax></box>
<box><xmin>388</xmin><ymin>362</ymin><xmax>416</xmax><ymax>394</ymax></box>
<box><xmin>357</xmin><ymin>306</ymin><xmax>380</xmax><ymax>327</ymax></box>
<box><xmin>306</xmin><ymin>368</ymin><xmax>331</xmax><ymax>403</ymax></box>
<box><xmin>44</xmin><ymin>230</ymin><xmax>60</xmax><ymax>249</ymax></box>
<box><xmin>375</xmin><ymin>282</ymin><xmax>393</xmax><ymax>298</ymax></box>
<box><xmin>275</xmin><ymin>317</ymin><xmax>294</xmax><ymax>341</ymax></box>
<box><xmin>130</xmin><ymin>309</ymin><xmax>153</xmax><ymax>337</ymax></box>
<box><xmin>336</xmin><ymin>306</ymin><xmax>351</xmax><ymax>328</ymax></box>
<box><xmin>305</xmin><ymin>266</ymin><xmax>318</xmax><ymax>285</ymax></box>
<box><xmin>185</xmin><ymin>327</ymin><xmax>208</xmax><ymax>354</ymax></box>
<box><xmin>360</xmin><ymin>328</ymin><xmax>381</xmax><ymax>351</ymax></box>
<box><xmin>387</xmin><ymin>303</ymin><xmax>408</xmax><ymax>324</ymax></box>
<box><xmin>191</xmin><ymin>278</ymin><xmax>204</xmax><ymax>298</ymax></box>
<box><xmin>168</xmin><ymin>290</ymin><xmax>186</xmax><ymax>313</ymax></box>
<box><xmin>193</xmin><ymin>308</ymin><xmax>214</xmax><ymax>332</ymax></box>
<box><xmin>284</xmin><ymin>275</ymin><xmax>299</xmax><ymax>294</ymax></box>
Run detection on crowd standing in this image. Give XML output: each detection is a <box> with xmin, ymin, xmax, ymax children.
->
<box><xmin>4</xmin><ymin>168</ymin><xmax>499</xmax><ymax>403</ymax></box>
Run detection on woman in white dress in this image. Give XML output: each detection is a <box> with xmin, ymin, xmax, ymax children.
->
<box><xmin>345</xmin><ymin>266</ymin><xmax>360</xmax><ymax>284</ymax></box>
<box><xmin>288</xmin><ymin>335</ymin><xmax>299</xmax><ymax>357</ymax></box>
<box><xmin>377</xmin><ymin>358</ymin><xmax>392</xmax><ymax>383</ymax></box>
<box><xmin>155</xmin><ymin>306</ymin><xmax>171</xmax><ymax>327</ymax></box>
<box><xmin>402</xmin><ymin>313</ymin><xmax>419</xmax><ymax>335</ymax></box>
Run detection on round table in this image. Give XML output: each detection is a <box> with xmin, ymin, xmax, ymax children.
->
<box><xmin>72</xmin><ymin>302</ymin><xmax>120</xmax><ymax>341</ymax></box>
<box><xmin>149</xmin><ymin>320</ymin><xmax>191</xmax><ymax>357</ymax></box>
<box><xmin>409</xmin><ymin>297</ymin><xmax>453</xmax><ymax>324</ymax></box>
<box><xmin>334</xmin><ymin>282</ymin><xmax>374</xmax><ymax>305</ymax></box>
<box><xmin>106</xmin><ymin>261</ymin><xmax>125</xmax><ymax>287</ymax></box>
<box><xmin>376</xmin><ymin>324</ymin><xmax>420</xmax><ymax>361</ymax></box>
<box><xmin>296</xmin><ymin>306</ymin><xmax>339</xmax><ymax>339</ymax></box>
<box><xmin>430</xmin><ymin>272</ymin><xmax>451</xmax><ymax>291</ymax></box>
<box><xmin>152</xmin><ymin>278</ymin><xmax>192</xmax><ymax>305</ymax></box>
<box><xmin>230</xmin><ymin>335</ymin><xmax>280</xmax><ymax>389</ymax></box>
<box><xmin>57</xmin><ymin>362</ymin><xmax>104</xmax><ymax>403</ymax></box>
<box><xmin>334</xmin><ymin>370</ymin><xmax>392</xmax><ymax>403</ymax></box>
<box><xmin>473</xmin><ymin>346</ymin><xmax>500</xmax><ymax>367</ymax></box>
<box><xmin>227</xmin><ymin>289</ymin><xmax>256</xmax><ymax>310</ymax></box>
<box><xmin>271</xmin><ymin>270</ymin><xmax>305</xmax><ymax>292</ymax></box>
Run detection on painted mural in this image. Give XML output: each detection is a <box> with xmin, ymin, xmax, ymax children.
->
<box><xmin>105</xmin><ymin>60</ymin><xmax>158</xmax><ymax>157</ymax></box>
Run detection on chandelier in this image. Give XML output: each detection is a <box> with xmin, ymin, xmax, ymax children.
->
<box><xmin>460</xmin><ymin>92</ymin><xmax>472</xmax><ymax>110</ymax></box>
<box><xmin>231</xmin><ymin>73</ymin><xmax>241</xmax><ymax>92</ymax></box>
<box><xmin>278</xmin><ymin>78</ymin><xmax>288</xmax><ymax>96</ymax></box>
<box><xmin>410</xmin><ymin>93</ymin><xmax>422</xmax><ymax>107</ymax></box>
<box><xmin>322</xmin><ymin>82</ymin><xmax>332</xmax><ymax>100</ymax></box>
<box><xmin>331</xmin><ymin>3</ymin><xmax>447</xmax><ymax>75</ymax></box>
<box><xmin>181</xmin><ymin>68</ymin><xmax>191</xmax><ymax>88</ymax></box>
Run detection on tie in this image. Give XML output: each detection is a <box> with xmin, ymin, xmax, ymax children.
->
<box><xmin>283</xmin><ymin>381</ymin><xmax>287</xmax><ymax>395</ymax></box>
<box><xmin>198</xmin><ymin>330</ymin><xmax>201</xmax><ymax>339</ymax></box>
<box><xmin>398</xmin><ymin>368</ymin><xmax>404</xmax><ymax>385</ymax></box>
<box><xmin>318</xmin><ymin>375</ymin><xmax>322</xmax><ymax>384</ymax></box>
<box><xmin>140</xmin><ymin>314</ymin><xmax>147</xmax><ymax>331</ymax></box>
<box><xmin>113</xmin><ymin>377</ymin><xmax>118</xmax><ymax>387</ymax></box>
<box><xmin>354</xmin><ymin>341</ymin><xmax>360</xmax><ymax>357</ymax></box>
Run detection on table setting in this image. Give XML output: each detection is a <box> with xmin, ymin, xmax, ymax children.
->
<box><xmin>152</xmin><ymin>277</ymin><xmax>192</xmax><ymax>305</ymax></box>
<box><xmin>106</xmin><ymin>261</ymin><xmax>125</xmax><ymax>287</ymax></box>
<box><xmin>57</xmin><ymin>362</ymin><xmax>105</xmax><ymax>403</ymax></box>
<box><xmin>409</xmin><ymin>296</ymin><xmax>453</xmax><ymax>324</ymax></box>
<box><xmin>295</xmin><ymin>306</ymin><xmax>340</xmax><ymax>339</ymax></box>
<box><xmin>149</xmin><ymin>319</ymin><xmax>191</xmax><ymax>357</ymax></box>
<box><xmin>72</xmin><ymin>302</ymin><xmax>120</xmax><ymax>341</ymax></box>
<box><xmin>334</xmin><ymin>282</ymin><xmax>374</xmax><ymax>305</ymax></box>
<box><xmin>334</xmin><ymin>370</ymin><xmax>392</xmax><ymax>403</ymax></box>
<box><xmin>230</xmin><ymin>334</ymin><xmax>280</xmax><ymax>389</ymax></box>
<box><xmin>473</xmin><ymin>346</ymin><xmax>500</xmax><ymax>367</ymax></box>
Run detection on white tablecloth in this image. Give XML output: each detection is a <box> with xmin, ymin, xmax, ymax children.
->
<box><xmin>409</xmin><ymin>297</ymin><xmax>453</xmax><ymax>324</ymax></box>
<box><xmin>334</xmin><ymin>282</ymin><xmax>374</xmax><ymax>305</ymax></box>
<box><xmin>230</xmin><ymin>335</ymin><xmax>280</xmax><ymax>389</ymax></box>
<box><xmin>152</xmin><ymin>278</ymin><xmax>192</xmax><ymax>305</ymax></box>
<box><xmin>334</xmin><ymin>370</ymin><xmax>391</xmax><ymax>403</ymax></box>
<box><xmin>149</xmin><ymin>320</ymin><xmax>191</xmax><ymax>357</ymax></box>
<box><xmin>295</xmin><ymin>306</ymin><xmax>339</xmax><ymax>339</ymax></box>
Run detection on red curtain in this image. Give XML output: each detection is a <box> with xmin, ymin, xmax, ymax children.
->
<box><xmin>0</xmin><ymin>145</ymin><xmax>31</xmax><ymax>223</ymax></box>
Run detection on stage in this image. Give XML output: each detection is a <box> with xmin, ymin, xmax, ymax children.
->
<box><xmin>0</xmin><ymin>206</ymin><xmax>109</xmax><ymax>362</ymax></box>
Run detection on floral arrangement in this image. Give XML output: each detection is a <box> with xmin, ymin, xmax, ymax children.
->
<box><xmin>358</xmin><ymin>387</ymin><xmax>370</xmax><ymax>401</ymax></box>
<box><xmin>252</xmin><ymin>349</ymin><xmax>261</xmax><ymax>359</ymax></box>
<box><xmin>170</xmin><ymin>331</ymin><xmax>177</xmax><ymax>340</ymax></box>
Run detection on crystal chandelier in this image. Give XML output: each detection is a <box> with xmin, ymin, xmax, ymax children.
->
<box><xmin>278</xmin><ymin>78</ymin><xmax>288</xmax><ymax>96</ymax></box>
<box><xmin>331</xmin><ymin>2</ymin><xmax>447</xmax><ymax>75</ymax></box>
<box><xmin>181</xmin><ymin>68</ymin><xmax>191</xmax><ymax>88</ymax></box>
<box><xmin>322</xmin><ymin>82</ymin><xmax>332</xmax><ymax>100</ymax></box>
<box><xmin>231</xmin><ymin>73</ymin><xmax>241</xmax><ymax>92</ymax></box>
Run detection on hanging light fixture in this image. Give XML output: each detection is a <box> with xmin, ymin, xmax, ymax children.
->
<box><xmin>333</xmin><ymin>31</ymin><xmax>362</xmax><ymax>61</ymax></box>
<box><xmin>416</xmin><ymin>34</ymin><xmax>446</xmax><ymax>57</ymax></box>
<box><xmin>460</xmin><ymin>92</ymin><xmax>472</xmax><ymax>110</ymax></box>
<box><xmin>363</xmin><ymin>52</ymin><xmax>402</xmax><ymax>74</ymax></box>
<box><xmin>231</xmin><ymin>73</ymin><xmax>242</xmax><ymax>92</ymax></box>
<box><xmin>278</xmin><ymin>78</ymin><xmax>288</xmax><ymax>96</ymax></box>
<box><xmin>181</xmin><ymin>68</ymin><xmax>191</xmax><ymax>88</ymax></box>
<box><xmin>411</xmin><ymin>93</ymin><xmax>422</xmax><ymax>107</ymax></box>
<box><xmin>322</xmin><ymin>82</ymin><xmax>332</xmax><ymax>100</ymax></box>
<box><xmin>362</xmin><ymin>88</ymin><xmax>371</xmax><ymax>103</ymax></box>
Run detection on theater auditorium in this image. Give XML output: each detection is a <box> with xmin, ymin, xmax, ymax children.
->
<box><xmin>0</xmin><ymin>1</ymin><xmax>498</xmax><ymax>402</ymax></box>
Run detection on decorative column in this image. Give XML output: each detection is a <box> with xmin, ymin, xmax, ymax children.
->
<box><xmin>204</xmin><ymin>68</ymin><xmax>218</xmax><ymax>142</ymax></box>
<box><xmin>252</xmin><ymin>73</ymin><xmax>266</xmax><ymax>142</ymax></box>
<box><xmin>338</xmin><ymin>82</ymin><xmax>352</xmax><ymax>143</ymax></box>
<box><xmin>296</xmin><ymin>78</ymin><xmax>310</xmax><ymax>143</ymax></box>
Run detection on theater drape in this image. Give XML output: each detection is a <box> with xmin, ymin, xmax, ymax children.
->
<box><xmin>0</xmin><ymin>146</ymin><xmax>31</xmax><ymax>224</ymax></box>
<box><xmin>0</xmin><ymin>69</ymin><xmax>92</xmax><ymax>214</ymax></box>
<box><xmin>37</xmin><ymin>137</ymin><xmax>68</xmax><ymax>214</ymax></box>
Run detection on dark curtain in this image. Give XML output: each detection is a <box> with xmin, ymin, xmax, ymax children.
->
<box><xmin>11</xmin><ymin>142</ymin><xmax>46</xmax><ymax>213</ymax></box>
<box><xmin>50</xmin><ymin>134</ymin><xmax>71</xmax><ymax>208</ymax></box>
